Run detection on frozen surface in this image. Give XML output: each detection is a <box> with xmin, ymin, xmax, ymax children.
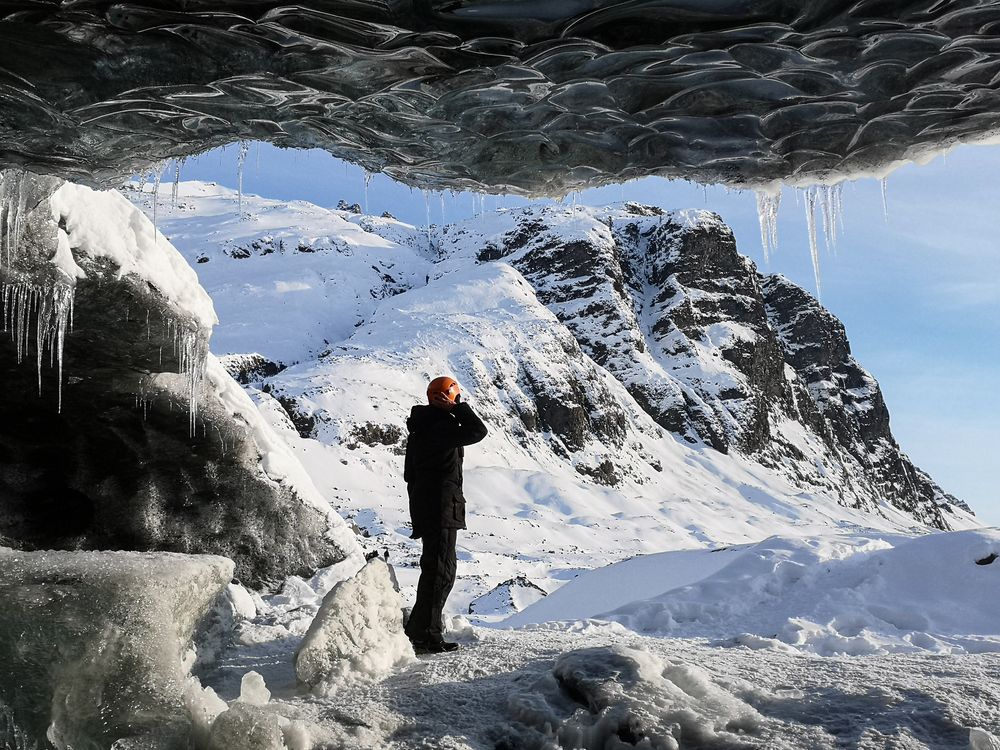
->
<box><xmin>200</xmin><ymin>616</ymin><xmax>1000</xmax><ymax>750</ymax></box>
<box><xmin>295</xmin><ymin>558</ymin><xmax>415</xmax><ymax>693</ymax></box>
<box><xmin>506</xmin><ymin>645</ymin><xmax>760</xmax><ymax>749</ymax></box>
<box><xmin>0</xmin><ymin>548</ymin><xmax>233</xmax><ymax>749</ymax></box>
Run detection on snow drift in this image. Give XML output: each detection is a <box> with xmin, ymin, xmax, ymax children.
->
<box><xmin>295</xmin><ymin>558</ymin><xmax>415</xmax><ymax>693</ymax></box>
<box><xmin>512</xmin><ymin>529</ymin><xmax>1000</xmax><ymax>656</ymax></box>
<box><xmin>504</xmin><ymin>645</ymin><xmax>760</xmax><ymax>750</ymax></box>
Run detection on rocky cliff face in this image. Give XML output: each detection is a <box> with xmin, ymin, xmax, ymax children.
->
<box><xmin>436</xmin><ymin>202</ymin><xmax>965</xmax><ymax>528</ymax></box>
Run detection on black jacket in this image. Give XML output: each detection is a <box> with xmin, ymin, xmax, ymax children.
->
<box><xmin>404</xmin><ymin>402</ymin><xmax>488</xmax><ymax>537</ymax></box>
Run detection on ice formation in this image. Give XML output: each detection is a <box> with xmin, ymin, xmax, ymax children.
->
<box><xmin>504</xmin><ymin>645</ymin><xmax>760</xmax><ymax>750</ymax></box>
<box><xmin>754</xmin><ymin>188</ymin><xmax>781</xmax><ymax>264</ymax></box>
<box><xmin>0</xmin><ymin>548</ymin><xmax>233</xmax><ymax>749</ymax></box>
<box><xmin>294</xmin><ymin>558</ymin><xmax>415</xmax><ymax>694</ymax></box>
<box><xmin>4</xmin><ymin>4</ymin><xmax>1000</xmax><ymax>197</ymax></box>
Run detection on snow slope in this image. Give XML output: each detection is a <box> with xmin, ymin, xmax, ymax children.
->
<box><xmin>510</xmin><ymin>528</ymin><xmax>1000</xmax><ymax>656</ymax></box>
<box><xmin>98</xmin><ymin>180</ymin><xmax>1000</xmax><ymax>750</ymax></box>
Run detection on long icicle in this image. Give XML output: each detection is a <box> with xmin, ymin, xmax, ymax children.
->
<box><xmin>236</xmin><ymin>141</ymin><xmax>249</xmax><ymax>217</ymax></box>
<box><xmin>803</xmin><ymin>188</ymin><xmax>822</xmax><ymax>300</ymax></box>
<box><xmin>754</xmin><ymin>188</ymin><xmax>781</xmax><ymax>264</ymax></box>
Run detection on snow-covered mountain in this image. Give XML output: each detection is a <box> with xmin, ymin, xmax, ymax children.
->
<box><xmin>127</xmin><ymin>181</ymin><xmax>974</xmax><ymax>616</ymax></box>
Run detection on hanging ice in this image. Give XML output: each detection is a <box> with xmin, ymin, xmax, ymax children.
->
<box><xmin>171</xmin><ymin>157</ymin><xmax>185</xmax><ymax>208</ymax></box>
<box><xmin>881</xmin><ymin>177</ymin><xmax>889</xmax><ymax>222</ymax></box>
<box><xmin>803</xmin><ymin>187</ymin><xmax>822</xmax><ymax>299</ymax></box>
<box><xmin>236</xmin><ymin>141</ymin><xmax>250</xmax><ymax>216</ymax></box>
<box><xmin>754</xmin><ymin>188</ymin><xmax>781</xmax><ymax>263</ymax></box>
<box><xmin>151</xmin><ymin>165</ymin><xmax>164</xmax><ymax>244</ymax></box>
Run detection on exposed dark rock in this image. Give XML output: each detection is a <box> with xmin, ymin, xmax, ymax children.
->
<box><xmin>220</xmin><ymin>353</ymin><xmax>285</xmax><ymax>385</ymax></box>
<box><xmin>347</xmin><ymin>422</ymin><xmax>404</xmax><ymax>453</ymax></box>
<box><xmin>762</xmin><ymin>274</ymin><xmax>962</xmax><ymax>526</ymax></box>
<box><xmin>274</xmin><ymin>394</ymin><xmax>317</xmax><ymax>440</ymax></box>
<box><xmin>0</xmin><ymin>175</ymin><xmax>356</xmax><ymax>589</ymax></box>
<box><xmin>457</xmin><ymin>204</ymin><xmax>965</xmax><ymax>527</ymax></box>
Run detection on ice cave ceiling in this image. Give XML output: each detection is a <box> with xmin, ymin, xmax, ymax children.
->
<box><xmin>4</xmin><ymin>1</ymin><xmax>1000</xmax><ymax>194</ymax></box>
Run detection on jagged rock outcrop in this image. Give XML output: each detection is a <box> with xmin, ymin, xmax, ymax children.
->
<box><xmin>438</xmin><ymin>204</ymin><xmax>964</xmax><ymax>527</ymax></box>
<box><xmin>762</xmin><ymin>275</ymin><xmax>970</xmax><ymax>526</ymax></box>
<box><xmin>0</xmin><ymin>172</ymin><xmax>359</xmax><ymax>588</ymax></box>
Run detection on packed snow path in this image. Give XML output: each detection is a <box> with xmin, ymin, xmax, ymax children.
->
<box><xmin>201</xmin><ymin>624</ymin><xmax>1000</xmax><ymax>749</ymax></box>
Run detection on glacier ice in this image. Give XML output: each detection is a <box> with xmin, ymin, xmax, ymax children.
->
<box><xmin>294</xmin><ymin>558</ymin><xmax>414</xmax><ymax>694</ymax></box>
<box><xmin>0</xmin><ymin>548</ymin><xmax>233</xmax><ymax>749</ymax></box>
<box><xmin>4</xmin><ymin>4</ymin><xmax>1000</xmax><ymax>197</ymax></box>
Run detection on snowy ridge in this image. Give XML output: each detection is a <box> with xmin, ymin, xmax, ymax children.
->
<box><xmin>129</xmin><ymin>181</ymin><xmax>976</xmax><ymax>620</ymax></box>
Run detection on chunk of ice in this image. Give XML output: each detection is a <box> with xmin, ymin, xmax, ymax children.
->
<box><xmin>0</xmin><ymin>548</ymin><xmax>233</xmax><ymax>749</ymax></box>
<box><xmin>294</xmin><ymin>558</ymin><xmax>415</xmax><ymax>694</ymax></box>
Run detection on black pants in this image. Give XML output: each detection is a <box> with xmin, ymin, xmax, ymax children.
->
<box><xmin>405</xmin><ymin>528</ymin><xmax>458</xmax><ymax>642</ymax></box>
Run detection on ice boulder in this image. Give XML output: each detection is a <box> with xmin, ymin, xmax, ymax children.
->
<box><xmin>0</xmin><ymin>548</ymin><xmax>233</xmax><ymax>749</ymax></box>
<box><xmin>504</xmin><ymin>646</ymin><xmax>760</xmax><ymax>750</ymax></box>
<box><xmin>295</xmin><ymin>558</ymin><xmax>415</xmax><ymax>693</ymax></box>
<box><xmin>0</xmin><ymin>172</ymin><xmax>360</xmax><ymax>589</ymax></box>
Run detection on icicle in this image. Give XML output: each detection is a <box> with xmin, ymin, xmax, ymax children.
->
<box><xmin>236</xmin><ymin>141</ymin><xmax>250</xmax><ymax>216</ymax></box>
<box><xmin>421</xmin><ymin>189</ymin><xmax>433</xmax><ymax>247</ymax></box>
<box><xmin>1</xmin><ymin>280</ymin><xmax>75</xmax><ymax>412</ymax></box>
<box><xmin>439</xmin><ymin>191</ymin><xmax>446</xmax><ymax>225</ymax></box>
<box><xmin>754</xmin><ymin>188</ymin><xmax>781</xmax><ymax>263</ymax></box>
<box><xmin>880</xmin><ymin>178</ymin><xmax>889</xmax><ymax>223</ymax></box>
<box><xmin>363</xmin><ymin>170</ymin><xmax>372</xmax><ymax>215</ymax></box>
<box><xmin>174</xmin><ymin>325</ymin><xmax>209</xmax><ymax>436</ymax></box>
<box><xmin>803</xmin><ymin>188</ymin><xmax>822</xmax><ymax>299</ymax></box>
<box><xmin>171</xmin><ymin>158</ymin><xmax>185</xmax><ymax>208</ymax></box>
<box><xmin>151</xmin><ymin>168</ymin><xmax>163</xmax><ymax>244</ymax></box>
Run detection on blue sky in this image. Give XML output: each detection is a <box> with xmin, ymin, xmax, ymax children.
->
<box><xmin>180</xmin><ymin>142</ymin><xmax>1000</xmax><ymax>525</ymax></box>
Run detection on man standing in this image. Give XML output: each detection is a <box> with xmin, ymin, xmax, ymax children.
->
<box><xmin>403</xmin><ymin>376</ymin><xmax>488</xmax><ymax>653</ymax></box>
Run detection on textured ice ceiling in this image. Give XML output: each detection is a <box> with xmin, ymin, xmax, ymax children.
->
<box><xmin>3</xmin><ymin>1</ymin><xmax>1000</xmax><ymax>194</ymax></box>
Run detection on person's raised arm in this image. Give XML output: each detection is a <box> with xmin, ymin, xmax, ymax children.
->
<box><xmin>451</xmin><ymin>401</ymin><xmax>487</xmax><ymax>446</ymax></box>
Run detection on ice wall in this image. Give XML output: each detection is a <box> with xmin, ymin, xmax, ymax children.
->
<box><xmin>0</xmin><ymin>170</ymin><xmax>360</xmax><ymax>588</ymax></box>
<box><xmin>0</xmin><ymin>548</ymin><xmax>233</xmax><ymax>749</ymax></box>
